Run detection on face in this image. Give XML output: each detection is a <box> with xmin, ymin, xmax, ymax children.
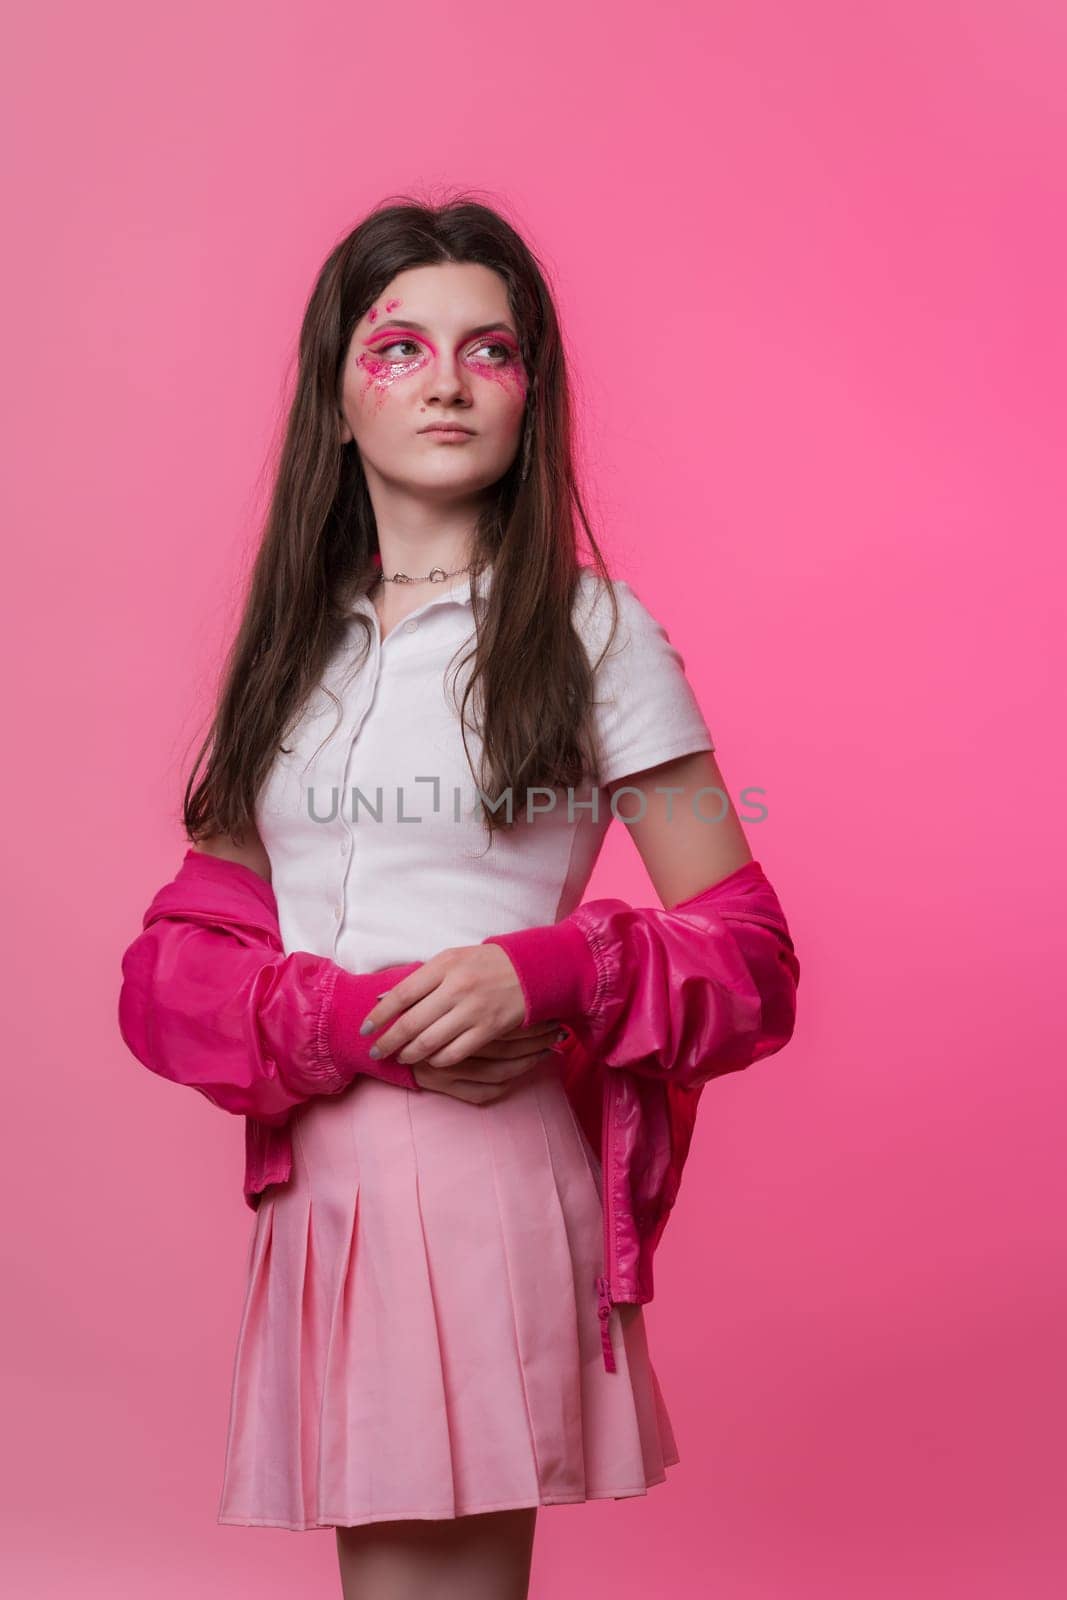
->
<box><xmin>338</xmin><ymin>261</ymin><xmax>530</xmax><ymax>502</ymax></box>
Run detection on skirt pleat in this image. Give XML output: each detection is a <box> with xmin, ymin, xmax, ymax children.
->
<box><xmin>217</xmin><ymin>1055</ymin><xmax>680</xmax><ymax>1531</ymax></box>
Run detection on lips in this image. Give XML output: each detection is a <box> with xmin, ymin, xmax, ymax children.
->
<box><xmin>419</xmin><ymin>424</ymin><xmax>475</xmax><ymax>435</ymax></box>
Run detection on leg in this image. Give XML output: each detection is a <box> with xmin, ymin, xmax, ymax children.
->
<box><xmin>335</xmin><ymin>1505</ymin><xmax>537</xmax><ymax>1600</ymax></box>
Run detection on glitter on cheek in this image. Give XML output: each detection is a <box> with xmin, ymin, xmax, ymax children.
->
<box><xmin>465</xmin><ymin>359</ymin><xmax>530</xmax><ymax>403</ymax></box>
<box><xmin>355</xmin><ymin>350</ymin><xmax>426</xmax><ymax>409</ymax></box>
<box><xmin>385</xmin><ymin>298</ymin><xmax>401</xmax><ymax>311</ymax></box>
<box><xmin>367</xmin><ymin>306</ymin><xmax>378</xmax><ymax>322</ymax></box>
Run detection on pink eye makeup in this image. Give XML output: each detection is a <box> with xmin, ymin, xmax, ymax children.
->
<box><xmin>354</xmin><ymin>346</ymin><xmax>426</xmax><ymax>403</ymax></box>
<box><xmin>372</xmin><ymin>335</ymin><xmax>517</xmax><ymax>367</ymax></box>
<box><xmin>373</xmin><ymin>337</ymin><xmax>430</xmax><ymax>362</ymax></box>
<box><xmin>354</xmin><ymin>322</ymin><xmax>528</xmax><ymax>404</ymax></box>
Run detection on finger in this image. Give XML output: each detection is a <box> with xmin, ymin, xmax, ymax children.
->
<box><xmin>484</xmin><ymin>1029</ymin><xmax>571</xmax><ymax>1063</ymax></box>
<box><xmin>412</xmin><ymin>1064</ymin><xmax>506</xmax><ymax>1103</ymax></box>
<box><xmin>370</xmin><ymin>945</ymin><xmax>533</xmax><ymax>1062</ymax></box>
<box><xmin>457</xmin><ymin>1049</ymin><xmax>556</xmax><ymax>1088</ymax></box>
<box><xmin>445</xmin><ymin>1083</ymin><xmax>501</xmax><ymax>1104</ymax></box>
<box><xmin>472</xmin><ymin>1036</ymin><xmax>554</xmax><ymax>1062</ymax></box>
<box><xmin>366</xmin><ymin>976</ymin><xmax>470</xmax><ymax>1061</ymax></box>
<box><xmin>359</xmin><ymin>956</ymin><xmax>448</xmax><ymax>1039</ymax></box>
<box><xmin>376</xmin><ymin>988</ymin><xmax>493</xmax><ymax>1064</ymax></box>
<box><xmin>414</xmin><ymin>1049</ymin><xmax>555</xmax><ymax>1101</ymax></box>
<box><xmin>455</xmin><ymin>1045</ymin><xmax>557</xmax><ymax>1076</ymax></box>
<box><xmin>486</xmin><ymin>1025</ymin><xmax>564</xmax><ymax>1053</ymax></box>
<box><xmin>397</xmin><ymin>1020</ymin><xmax>489</xmax><ymax>1071</ymax></box>
<box><xmin>423</xmin><ymin>1047</ymin><xmax>554</xmax><ymax>1087</ymax></box>
<box><xmin>438</xmin><ymin>1077</ymin><xmax>518</xmax><ymax>1105</ymax></box>
<box><xmin>496</xmin><ymin>1019</ymin><xmax>561</xmax><ymax>1042</ymax></box>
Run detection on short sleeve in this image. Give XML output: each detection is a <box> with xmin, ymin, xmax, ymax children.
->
<box><xmin>575</xmin><ymin>574</ymin><xmax>716</xmax><ymax>787</ymax></box>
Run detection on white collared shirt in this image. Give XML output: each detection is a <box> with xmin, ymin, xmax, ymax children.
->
<box><xmin>256</xmin><ymin>565</ymin><xmax>715</xmax><ymax>971</ymax></box>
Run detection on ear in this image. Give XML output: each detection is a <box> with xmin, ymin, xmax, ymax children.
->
<box><xmin>339</xmin><ymin>411</ymin><xmax>352</xmax><ymax>445</ymax></box>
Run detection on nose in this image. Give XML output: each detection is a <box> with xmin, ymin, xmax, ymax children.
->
<box><xmin>420</xmin><ymin>349</ymin><xmax>472</xmax><ymax>407</ymax></box>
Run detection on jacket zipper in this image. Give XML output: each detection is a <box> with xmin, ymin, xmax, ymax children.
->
<box><xmin>596</xmin><ymin>1073</ymin><xmax>618</xmax><ymax>1373</ymax></box>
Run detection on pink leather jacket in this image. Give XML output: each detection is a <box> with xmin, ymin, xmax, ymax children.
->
<box><xmin>118</xmin><ymin>848</ymin><xmax>799</xmax><ymax>1372</ymax></box>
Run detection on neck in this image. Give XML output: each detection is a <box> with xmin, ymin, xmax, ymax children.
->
<box><xmin>375</xmin><ymin>551</ymin><xmax>471</xmax><ymax>583</ymax></box>
<box><xmin>366</xmin><ymin>481</ymin><xmax>482</xmax><ymax>585</ymax></box>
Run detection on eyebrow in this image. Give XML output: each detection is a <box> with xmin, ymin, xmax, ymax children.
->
<box><xmin>366</xmin><ymin>319</ymin><xmax>518</xmax><ymax>341</ymax></box>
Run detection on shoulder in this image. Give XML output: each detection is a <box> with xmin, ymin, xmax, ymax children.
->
<box><xmin>571</xmin><ymin>567</ymin><xmax>685</xmax><ymax>664</ymax></box>
<box><xmin>570</xmin><ymin>566</ymin><xmax>715</xmax><ymax>788</ymax></box>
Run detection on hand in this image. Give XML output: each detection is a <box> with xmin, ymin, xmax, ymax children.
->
<box><xmin>359</xmin><ymin>943</ymin><xmax>558</xmax><ymax>1094</ymax></box>
<box><xmin>412</xmin><ymin>1022</ymin><xmax>564</xmax><ymax>1105</ymax></box>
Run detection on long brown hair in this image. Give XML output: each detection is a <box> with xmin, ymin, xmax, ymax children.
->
<box><xmin>182</xmin><ymin>191</ymin><xmax>620</xmax><ymax>845</ymax></box>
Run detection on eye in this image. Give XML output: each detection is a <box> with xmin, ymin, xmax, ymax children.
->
<box><xmin>468</xmin><ymin>340</ymin><xmax>517</xmax><ymax>365</ymax></box>
<box><xmin>375</xmin><ymin>338</ymin><xmax>422</xmax><ymax>360</ymax></box>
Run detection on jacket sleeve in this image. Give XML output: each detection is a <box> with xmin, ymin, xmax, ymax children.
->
<box><xmin>118</xmin><ymin>902</ymin><xmax>425</xmax><ymax>1126</ymax></box>
<box><xmin>482</xmin><ymin>859</ymin><xmax>799</xmax><ymax>1092</ymax></box>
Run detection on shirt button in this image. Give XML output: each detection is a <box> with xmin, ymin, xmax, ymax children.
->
<box><xmin>340</xmin><ymin>837</ymin><xmax>349</xmax><ymax>855</ymax></box>
<box><xmin>333</xmin><ymin>904</ymin><xmax>342</xmax><ymax>920</ymax></box>
<box><xmin>404</xmin><ymin>618</ymin><xmax>418</xmax><ymax>633</ymax></box>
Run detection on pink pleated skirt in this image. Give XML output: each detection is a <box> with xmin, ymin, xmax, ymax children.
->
<box><xmin>216</xmin><ymin>1052</ymin><xmax>679</xmax><ymax>1531</ymax></box>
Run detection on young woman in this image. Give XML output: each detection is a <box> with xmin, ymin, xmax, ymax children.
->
<box><xmin>122</xmin><ymin>196</ymin><xmax>798</xmax><ymax>1599</ymax></box>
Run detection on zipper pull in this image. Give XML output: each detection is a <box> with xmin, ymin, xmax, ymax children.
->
<box><xmin>595</xmin><ymin>1274</ymin><xmax>618</xmax><ymax>1372</ymax></box>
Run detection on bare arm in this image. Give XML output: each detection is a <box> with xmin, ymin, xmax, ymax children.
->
<box><xmin>604</xmin><ymin>747</ymin><xmax>753</xmax><ymax>908</ymax></box>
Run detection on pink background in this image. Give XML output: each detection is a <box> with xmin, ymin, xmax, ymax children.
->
<box><xmin>3</xmin><ymin>2</ymin><xmax>1065</xmax><ymax>1595</ymax></box>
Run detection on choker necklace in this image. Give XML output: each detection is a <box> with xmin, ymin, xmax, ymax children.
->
<box><xmin>372</xmin><ymin>563</ymin><xmax>473</xmax><ymax>586</ymax></box>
